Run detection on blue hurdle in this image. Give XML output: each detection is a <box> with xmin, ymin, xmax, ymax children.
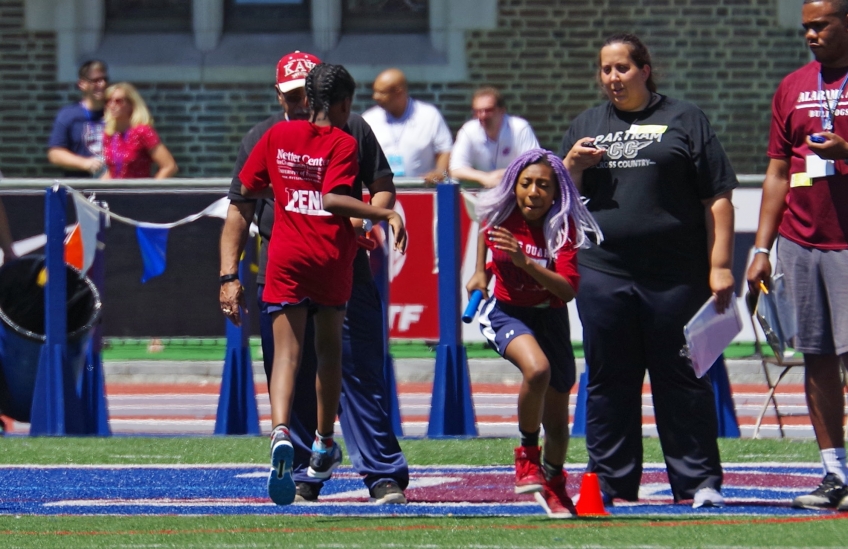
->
<box><xmin>428</xmin><ymin>183</ymin><xmax>477</xmax><ymax>437</ymax></box>
<box><xmin>78</xmin><ymin>200</ymin><xmax>110</xmax><ymax>436</ymax></box>
<box><xmin>28</xmin><ymin>185</ymin><xmax>107</xmax><ymax>436</ymax></box>
<box><xmin>215</xmin><ymin>241</ymin><xmax>260</xmax><ymax>435</ymax></box>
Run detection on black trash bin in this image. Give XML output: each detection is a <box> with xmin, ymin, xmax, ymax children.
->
<box><xmin>0</xmin><ymin>256</ymin><xmax>101</xmax><ymax>423</ymax></box>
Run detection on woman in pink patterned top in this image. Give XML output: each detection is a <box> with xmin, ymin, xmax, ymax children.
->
<box><xmin>102</xmin><ymin>83</ymin><xmax>178</xmax><ymax>179</ymax></box>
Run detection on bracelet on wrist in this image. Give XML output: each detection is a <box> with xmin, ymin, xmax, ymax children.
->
<box><xmin>219</xmin><ymin>273</ymin><xmax>239</xmax><ymax>285</ymax></box>
<box><xmin>753</xmin><ymin>247</ymin><xmax>771</xmax><ymax>256</ymax></box>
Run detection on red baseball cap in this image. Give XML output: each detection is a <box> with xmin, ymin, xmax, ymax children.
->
<box><xmin>275</xmin><ymin>51</ymin><xmax>321</xmax><ymax>93</ymax></box>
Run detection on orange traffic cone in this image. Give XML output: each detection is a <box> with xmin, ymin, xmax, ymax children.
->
<box><xmin>575</xmin><ymin>472</ymin><xmax>610</xmax><ymax>516</ymax></box>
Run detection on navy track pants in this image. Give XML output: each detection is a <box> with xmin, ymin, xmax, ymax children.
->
<box><xmin>259</xmin><ymin>279</ymin><xmax>409</xmax><ymax>491</ymax></box>
<box><xmin>576</xmin><ymin>265</ymin><xmax>722</xmax><ymax>502</ymax></box>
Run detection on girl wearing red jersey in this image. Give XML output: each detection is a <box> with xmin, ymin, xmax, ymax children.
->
<box><xmin>240</xmin><ymin>64</ymin><xmax>406</xmax><ymax>506</ymax></box>
<box><xmin>466</xmin><ymin>149</ymin><xmax>600</xmax><ymax>518</ymax></box>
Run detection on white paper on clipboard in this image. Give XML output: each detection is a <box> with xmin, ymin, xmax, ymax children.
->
<box><xmin>683</xmin><ymin>294</ymin><xmax>743</xmax><ymax>378</ymax></box>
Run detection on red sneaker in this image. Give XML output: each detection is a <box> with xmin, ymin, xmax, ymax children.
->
<box><xmin>534</xmin><ymin>472</ymin><xmax>577</xmax><ymax>518</ymax></box>
<box><xmin>514</xmin><ymin>446</ymin><xmax>544</xmax><ymax>494</ymax></box>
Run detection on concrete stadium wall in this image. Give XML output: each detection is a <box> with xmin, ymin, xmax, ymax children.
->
<box><xmin>1</xmin><ymin>0</ymin><xmax>809</xmax><ymax>178</ymax></box>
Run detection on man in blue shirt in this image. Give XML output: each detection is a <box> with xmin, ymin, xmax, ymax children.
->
<box><xmin>47</xmin><ymin>60</ymin><xmax>109</xmax><ymax>177</ymax></box>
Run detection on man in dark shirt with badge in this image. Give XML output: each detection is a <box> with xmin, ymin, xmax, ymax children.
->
<box><xmin>219</xmin><ymin>51</ymin><xmax>409</xmax><ymax>504</ymax></box>
<box><xmin>47</xmin><ymin>60</ymin><xmax>108</xmax><ymax>178</ymax></box>
<box><xmin>748</xmin><ymin>0</ymin><xmax>848</xmax><ymax>510</ymax></box>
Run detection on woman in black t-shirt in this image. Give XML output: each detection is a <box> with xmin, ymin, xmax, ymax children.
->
<box><xmin>559</xmin><ymin>33</ymin><xmax>737</xmax><ymax>509</ymax></box>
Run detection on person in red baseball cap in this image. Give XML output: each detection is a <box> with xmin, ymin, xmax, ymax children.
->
<box><xmin>219</xmin><ymin>52</ymin><xmax>410</xmax><ymax>505</ymax></box>
<box><xmin>275</xmin><ymin>51</ymin><xmax>321</xmax><ymax>93</ymax></box>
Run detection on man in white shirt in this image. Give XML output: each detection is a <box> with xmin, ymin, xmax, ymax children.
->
<box><xmin>363</xmin><ymin>68</ymin><xmax>453</xmax><ymax>184</ymax></box>
<box><xmin>450</xmin><ymin>87</ymin><xmax>540</xmax><ymax>188</ymax></box>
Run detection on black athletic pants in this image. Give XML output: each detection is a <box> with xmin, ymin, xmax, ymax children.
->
<box><xmin>576</xmin><ymin>265</ymin><xmax>723</xmax><ymax>502</ymax></box>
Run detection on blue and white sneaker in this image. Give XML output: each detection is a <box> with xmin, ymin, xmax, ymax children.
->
<box><xmin>267</xmin><ymin>427</ymin><xmax>295</xmax><ymax>505</ymax></box>
<box><xmin>307</xmin><ymin>441</ymin><xmax>343</xmax><ymax>480</ymax></box>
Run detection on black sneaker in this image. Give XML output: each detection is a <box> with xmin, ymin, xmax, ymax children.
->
<box><xmin>836</xmin><ymin>489</ymin><xmax>848</xmax><ymax>511</ymax></box>
<box><xmin>792</xmin><ymin>473</ymin><xmax>848</xmax><ymax>509</ymax></box>
<box><xmin>838</xmin><ymin>491</ymin><xmax>848</xmax><ymax>512</ymax></box>
<box><xmin>369</xmin><ymin>479</ymin><xmax>407</xmax><ymax>504</ymax></box>
<box><xmin>307</xmin><ymin>441</ymin><xmax>343</xmax><ymax>480</ymax></box>
<box><xmin>294</xmin><ymin>482</ymin><xmax>321</xmax><ymax>502</ymax></box>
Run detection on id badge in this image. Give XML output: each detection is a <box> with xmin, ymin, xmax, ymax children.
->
<box><xmin>806</xmin><ymin>154</ymin><xmax>835</xmax><ymax>179</ymax></box>
<box><xmin>387</xmin><ymin>154</ymin><xmax>405</xmax><ymax>176</ymax></box>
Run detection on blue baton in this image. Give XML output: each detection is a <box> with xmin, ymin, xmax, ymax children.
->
<box><xmin>462</xmin><ymin>290</ymin><xmax>484</xmax><ymax>323</ymax></box>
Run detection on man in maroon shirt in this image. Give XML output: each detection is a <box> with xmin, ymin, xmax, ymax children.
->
<box><xmin>748</xmin><ymin>0</ymin><xmax>848</xmax><ymax>510</ymax></box>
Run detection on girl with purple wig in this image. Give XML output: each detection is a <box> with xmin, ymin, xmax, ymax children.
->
<box><xmin>466</xmin><ymin>148</ymin><xmax>601</xmax><ymax>518</ymax></box>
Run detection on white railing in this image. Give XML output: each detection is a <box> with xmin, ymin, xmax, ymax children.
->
<box><xmin>0</xmin><ymin>174</ymin><xmax>765</xmax><ymax>192</ymax></box>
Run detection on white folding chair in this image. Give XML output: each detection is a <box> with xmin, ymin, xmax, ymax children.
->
<box><xmin>745</xmin><ymin>292</ymin><xmax>805</xmax><ymax>439</ymax></box>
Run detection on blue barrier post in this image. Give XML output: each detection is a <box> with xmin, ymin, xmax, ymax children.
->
<box><xmin>30</xmin><ymin>185</ymin><xmax>76</xmax><ymax>435</ymax></box>
<box><xmin>428</xmin><ymin>183</ymin><xmax>477</xmax><ymax>437</ymax></box>
<box><xmin>709</xmin><ymin>355</ymin><xmax>740</xmax><ymax>438</ymax></box>
<box><xmin>371</xmin><ymin>223</ymin><xmax>403</xmax><ymax>436</ymax></box>
<box><xmin>571</xmin><ymin>368</ymin><xmax>588</xmax><ymax>437</ymax></box>
<box><xmin>214</xmin><ymin>242</ymin><xmax>260</xmax><ymax>435</ymax></box>
<box><xmin>78</xmin><ymin>205</ymin><xmax>110</xmax><ymax>435</ymax></box>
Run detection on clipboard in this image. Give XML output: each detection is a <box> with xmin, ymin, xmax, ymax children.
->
<box><xmin>682</xmin><ymin>294</ymin><xmax>743</xmax><ymax>378</ymax></box>
<box><xmin>755</xmin><ymin>274</ymin><xmax>796</xmax><ymax>360</ymax></box>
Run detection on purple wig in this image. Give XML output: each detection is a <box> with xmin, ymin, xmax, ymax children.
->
<box><xmin>475</xmin><ymin>148</ymin><xmax>602</xmax><ymax>256</ymax></box>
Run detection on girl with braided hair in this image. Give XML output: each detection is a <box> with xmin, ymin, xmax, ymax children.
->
<box><xmin>240</xmin><ymin>62</ymin><xmax>406</xmax><ymax>506</ymax></box>
<box><xmin>466</xmin><ymin>148</ymin><xmax>601</xmax><ymax>518</ymax></box>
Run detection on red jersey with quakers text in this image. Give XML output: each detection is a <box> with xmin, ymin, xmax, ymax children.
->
<box><xmin>486</xmin><ymin>209</ymin><xmax>579</xmax><ymax>308</ymax></box>
<box><xmin>768</xmin><ymin>61</ymin><xmax>848</xmax><ymax>250</ymax></box>
<box><xmin>240</xmin><ymin>120</ymin><xmax>359</xmax><ymax>306</ymax></box>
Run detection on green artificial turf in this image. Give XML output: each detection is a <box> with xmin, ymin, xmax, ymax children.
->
<box><xmin>100</xmin><ymin>338</ymin><xmax>764</xmax><ymax>361</ymax></box>
<box><xmin>1</xmin><ymin>514</ymin><xmax>846</xmax><ymax>549</ymax></box>
<box><xmin>0</xmin><ymin>436</ymin><xmax>821</xmax><ymax>466</ymax></box>
<box><xmin>0</xmin><ymin>437</ymin><xmax>842</xmax><ymax>548</ymax></box>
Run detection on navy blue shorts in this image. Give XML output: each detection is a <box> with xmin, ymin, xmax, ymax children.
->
<box><xmin>264</xmin><ymin>297</ymin><xmax>346</xmax><ymax>317</ymax></box>
<box><xmin>478</xmin><ymin>298</ymin><xmax>576</xmax><ymax>393</ymax></box>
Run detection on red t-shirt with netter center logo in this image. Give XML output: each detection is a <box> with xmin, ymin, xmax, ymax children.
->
<box><xmin>240</xmin><ymin>120</ymin><xmax>359</xmax><ymax>306</ymax></box>
<box><xmin>486</xmin><ymin>208</ymin><xmax>579</xmax><ymax>308</ymax></box>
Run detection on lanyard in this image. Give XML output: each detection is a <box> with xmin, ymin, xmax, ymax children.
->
<box><xmin>388</xmin><ymin>100</ymin><xmax>413</xmax><ymax>153</ymax></box>
<box><xmin>818</xmin><ymin>70</ymin><xmax>848</xmax><ymax>132</ymax></box>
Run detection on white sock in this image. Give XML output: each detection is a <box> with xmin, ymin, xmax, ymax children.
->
<box><xmin>313</xmin><ymin>430</ymin><xmax>333</xmax><ymax>451</ymax></box>
<box><xmin>820</xmin><ymin>448</ymin><xmax>847</xmax><ymax>483</ymax></box>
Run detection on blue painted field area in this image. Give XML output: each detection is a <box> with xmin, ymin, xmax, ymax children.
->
<box><xmin>0</xmin><ymin>463</ymin><xmax>841</xmax><ymax>517</ymax></box>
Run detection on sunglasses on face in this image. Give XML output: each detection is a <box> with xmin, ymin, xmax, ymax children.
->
<box><xmin>107</xmin><ymin>97</ymin><xmax>128</xmax><ymax>106</ymax></box>
<box><xmin>83</xmin><ymin>77</ymin><xmax>108</xmax><ymax>85</ymax></box>
<box><xmin>275</xmin><ymin>86</ymin><xmax>306</xmax><ymax>104</ymax></box>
